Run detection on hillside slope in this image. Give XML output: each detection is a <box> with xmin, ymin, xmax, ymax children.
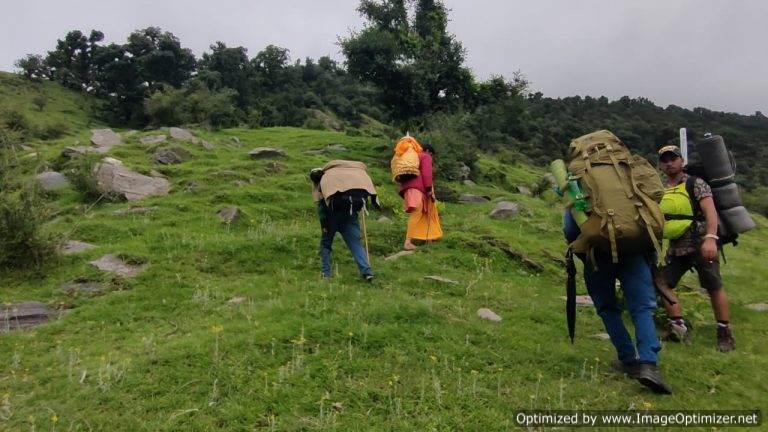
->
<box><xmin>1</xmin><ymin>81</ymin><xmax>767</xmax><ymax>430</ymax></box>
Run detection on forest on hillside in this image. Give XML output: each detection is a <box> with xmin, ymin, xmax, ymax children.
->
<box><xmin>8</xmin><ymin>0</ymin><xmax>768</xmax><ymax>190</ymax></box>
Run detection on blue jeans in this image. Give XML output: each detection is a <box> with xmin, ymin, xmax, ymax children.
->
<box><xmin>584</xmin><ymin>252</ymin><xmax>661</xmax><ymax>365</ymax></box>
<box><xmin>319</xmin><ymin>211</ymin><xmax>372</xmax><ymax>278</ymax></box>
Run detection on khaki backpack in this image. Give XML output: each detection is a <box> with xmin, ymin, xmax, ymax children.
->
<box><xmin>567</xmin><ymin>130</ymin><xmax>665</xmax><ymax>262</ymax></box>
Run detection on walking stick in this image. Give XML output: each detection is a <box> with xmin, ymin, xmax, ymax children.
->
<box><xmin>361</xmin><ymin>210</ymin><xmax>370</xmax><ymax>263</ymax></box>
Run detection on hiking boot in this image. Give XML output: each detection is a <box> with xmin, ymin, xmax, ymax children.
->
<box><xmin>716</xmin><ymin>326</ymin><xmax>735</xmax><ymax>352</ymax></box>
<box><xmin>664</xmin><ymin>321</ymin><xmax>689</xmax><ymax>343</ymax></box>
<box><xmin>635</xmin><ymin>363</ymin><xmax>672</xmax><ymax>395</ymax></box>
<box><xmin>611</xmin><ymin>360</ymin><xmax>640</xmax><ymax>378</ymax></box>
<box><xmin>364</xmin><ymin>274</ymin><xmax>374</xmax><ymax>283</ymax></box>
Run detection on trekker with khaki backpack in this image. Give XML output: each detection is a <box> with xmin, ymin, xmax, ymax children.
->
<box><xmin>557</xmin><ymin>130</ymin><xmax>672</xmax><ymax>394</ymax></box>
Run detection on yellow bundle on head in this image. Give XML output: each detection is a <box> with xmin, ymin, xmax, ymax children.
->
<box><xmin>391</xmin><ymin>136</ymin><xmax>422</xmax><ymax>182</ymax></box>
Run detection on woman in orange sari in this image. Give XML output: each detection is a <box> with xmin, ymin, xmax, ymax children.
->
<box><xmin>399</xmin><ymin>144</ymin><xmax>442</xmax><ymax>250</ymax></box>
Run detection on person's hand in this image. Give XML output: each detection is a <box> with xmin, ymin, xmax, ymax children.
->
<box><xmin>701</xmin><ymin>238</ymin><xmax>718</xmax><ymax>262</ymax></box>
<box><xmin>428</xmin><ymin>188</ymin><xmax>436</xmax><ymax>202</ymax></box>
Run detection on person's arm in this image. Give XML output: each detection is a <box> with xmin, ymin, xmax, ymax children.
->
<box><xmin>317</xmin><ymin>200</ymin><xmax>330</xmax><ymax>226</ymax></box>
<box><xmin>699</xmin><ymin>195</ymin><xmax>719</xmax><ymax>261</ymax></box>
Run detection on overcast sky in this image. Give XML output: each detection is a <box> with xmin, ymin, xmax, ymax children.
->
<box><xmin>2</xmin><ymin>0</ymin><xmax>766</xmax><ymax>114</ymax></box>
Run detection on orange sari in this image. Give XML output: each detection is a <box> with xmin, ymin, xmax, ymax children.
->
<box><xmin>404</xmin><ymin>189</ymin><xmax>442</xmax><ymax>241</ymax></box>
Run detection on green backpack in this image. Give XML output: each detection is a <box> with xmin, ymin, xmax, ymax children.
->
<box><xmin>567</xmin><ymin>130</ymin><xmax>665</xmax><ymax>263</ymax></box>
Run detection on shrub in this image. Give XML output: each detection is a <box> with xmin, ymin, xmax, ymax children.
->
<box><xmin>0</xmin><ymin>186</ymin><xmax>58</xmax><ymax>269</ymax></box>
<box><xmin>65</xmin><ymin>154</ymin><xmax>114</xmax><ymax>203</ymax></box>
<box><xmin>420</xmin><ymin>113</ymin><xmax>479</xmax><ymax>181</ymax></box>
<box><xmin>34</xmin><ymin>120</ymin><xmax>70</xmax><ymax>140</ymax></box>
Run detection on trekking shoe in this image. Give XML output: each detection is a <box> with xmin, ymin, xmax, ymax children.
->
<box><xmin>664</xmin><ymin>321</ymin><xmax>689</xmax><ymax>342</ymax></box>
<box><xmin>611</xmin><ymin>360</ymin><xmax>640</xmax><ymax>378</ymax></box>
<box><xmin>716</xmin><ymin>326</ymin><xmax>735</xmax><ymax>352</ymax></box>
<box><xmin>364</xmin><ymin>274</ymin><xmax>374</xmax><ymax>283</ymax></box>
<box><xmin>635</xmin><ymin>364</ymin><xmax>672</xmax><ymax>395</ymax></box>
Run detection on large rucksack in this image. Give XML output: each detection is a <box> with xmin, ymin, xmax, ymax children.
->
<box><xmin>328</xmin><ymin>189</ymin><xmax>371</xmax><ymax>215</ymax></box>
<box><xmin>567</xmin><ymin>130</ymin><xmax>665</xmax><ymax>263</ymax></box>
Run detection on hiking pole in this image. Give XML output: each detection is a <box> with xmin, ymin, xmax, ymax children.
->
<box><xmin>361</xmin><ymin>210</ymin><xmax>370</xmax><ymax>263</ymax></box>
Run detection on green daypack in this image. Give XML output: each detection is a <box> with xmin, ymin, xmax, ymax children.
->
<box><xmin>567</xmin><ymin>130</ymin><xmax>665</xmax><ymax>263</ymax></box>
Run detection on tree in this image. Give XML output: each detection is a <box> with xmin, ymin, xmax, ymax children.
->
<box><xmin>199</xmin><ymin>42</ymin><xmax>254</xmax><ymax>109</ymax></box>
<box><xmin>126</xmin><ymin>27</ymin><xmax>196</xmax><ymax>89</ymax></box>
<box><xmin>14</xmin><ymin>54</ymin><xmax>49</xmax><ymax>80</ymax></box>
<box><xmin>341</xmin><ymin>0</ymin><xmax>474</xmax><ymax>122</ymax></box>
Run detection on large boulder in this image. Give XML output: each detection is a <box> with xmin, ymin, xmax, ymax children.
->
<box><xmin>308</xmin><ymin>109</ymin><xmax>344</xmax><ymax>131</ymax></box>
<box><xmin>153</xmin><ymin>146</ymin><xmax>191</xmax><ymax>165</ymax></box>
<box><xmin>249</xmin><ymin>147</ymin><xmax>286</xmax><ymax>159</ymax></box>
<box><xmin>169</xmin><ymin>127</ymin><xmax>196</xmax><ymax>141</ymax></box>
<box><xmin>35</xmin><ymin>171</ymin><xmax>70</xmax><ymax>191</ymax></box>
<box><xmin>94</xmin><ymin>163</ymin><xmax>170</xmax><ymax>201</ymax></box>
<box><xmin>90</xmin><ymin>128</ymin><xmax>122</xmax><ymax>151</ymax></box>
<box><xmin>489</xmin><ymin>201</ymin><xmax>520</xmax><ymax>219</ymax></box>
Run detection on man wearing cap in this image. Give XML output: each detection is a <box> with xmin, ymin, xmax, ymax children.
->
<box><xmin>657</xmin><ymin>145</ymin><xmax>735</xmax><ymax>351</ymax></box>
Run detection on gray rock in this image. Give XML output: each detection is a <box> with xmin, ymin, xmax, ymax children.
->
<box><xmin>21</xmin><ymin>144</ymin><xmax>34</xmax><ymax>152</ymax></box>
<box><xmin>516</xmin><ymin>185</ymin><xmax>532</xmax><ymax>196</ymax></box>
<box><xmin>377</xmin><ymin>216</ymin><xmax>393</xmax><ymax>224</ymax></box>
<box><xmin>61</xmin><ymin>146</ymin><xmax>90</xmax><ymax>158</ymax></box>
<box><xmin>102</xmin><ymin>157</ymin><xmax>123</xmax><ymax>166</ymax></box>
<box><xmin>94</xmin><ymin>164</ymin><xmax>170</xmax><ymax>201</ymax></box>
<box><xmin>230</xmin><ymin>136</ymin><xmax>241</xmax><ymax>145</ymax></box>
<box><xmin>424</xmin><ymin>275</ymin><xmax>459</xmax><ymax>285</ymax></box>
<box><xmin>0</xmin><ymin>301</ymin><xmax>53</xmax><ymax>331</ymax></box>
<box><xmin>233</xmin><ymin>180</ymin><xmax>248</xmax><ymax>188</ymax></box>
<box><xmin>746</xmin><ymin>303</ymin><xmax>768</xmax><ymax>312</ymax></box>
<box><xmin>489</xmin><ymin>201</ymin><xmax>520</xmax><ymax>219</ymax></box>
<box><xmin>35</xmin><ymin>171</ymin><xmax>70</xmax><ymax>191</ymax></box>
<box><xmin>218</xmin><ymin>206</ymin><xmax>240</xmax><ymax>224</ymax></box>
<box><xmin>148</xmin><ymin>170</ymin><xmax>166</xmax><ymax>178</ymax></box>
<box><xmin>249</xmin><ymin>147</ymin><xmax>286</xmax><ymax>159</ymax></box>
<box><xmin>90</xmin><ymin>254</ymin><xmax>146</xmax><ymax>278</ymax></box>
<box><xmin>60</xmin><ymin>240</ymin><xmax>96</xmax><ymax>255</ymax></box>
<box><xmin>113</xmin><ymin>206</ymin><xmax>155</xmax><ymax>216</ymax></box>
<box><xmin>153</xmin><ymin>147</ymin><xmax>191</xmax><ymax>165</ymax></box>
<box><xmin>463</xmin><ymin>179</ymin><xmax>477</xmax><ymax>187</ymax></box>
<box><xmin>140</xmin><ymin>134</ymin><xmax>167</xmax><ymax>145</ymax></box>
<box><xmin>264</xmin><ymin>162</ymin><xmax>283</xmax><ymax>174</ymax></box>
<box><xmin>325</xmin><ymin>144</ymin><xmax>348</xmax><ymax>152</ymax></box>
<box><xmin>169</xmin><ymin>127</ymin><xmax>195</xmax><ymax>141</ymax></box>
<box><xmin>459</xmin><ymin>162</ymin><xmax>471</xmax><ymax>180</ymax></box>
<box><xmin>200</xmin><ymin>140</ymin><xmax>214</xmax><ymax>151</ymax></box>
<box><xmin>561</xmin><ymin>295</ymin><xmax>594</xmax><ymax>307</ymax></box>
<box><xmin>90</xmin><ymin>128</ymin><xmax>122</xmax><ymax>150</ymax></box>
<box><xmin>477</xmin><ymin>308</ymin><xmax>502</xmax><ymax>322</ymax></box>
<box><xmin>385</xmin><ymin>250</ymin><xmax>414</xmax><ymax>261</ymax></box>
<box><xmin>61</xmin><ymin>280</ymin><xmax>104</xmax><ymax>294</ymax></box>
<box><xmin>185</xmin><ymin>181</ymin><xmax>198</xmax><ymax>193</ymax></box>
<box><xmin>459</xmin><ymin>193</ymin><xmax>490</xmax><ymax>204</ymax></box>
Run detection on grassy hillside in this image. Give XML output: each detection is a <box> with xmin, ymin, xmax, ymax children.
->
<box><xmin>1</xmin><ymin>79</ymin><xmax>767</xmax><ymax>430</ymax></box>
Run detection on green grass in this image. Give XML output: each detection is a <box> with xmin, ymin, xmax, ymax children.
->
<box><xmin>1</xmin><ymin>80</ymin><xmax>767</xmax><ymax>431</ymax></box>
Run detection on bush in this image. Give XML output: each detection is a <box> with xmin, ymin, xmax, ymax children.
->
<box><xmin>304</xmin><ymin>117</ymin><xmax>326</xmax><ymax>130</ymax></box>
<box><xmin>420</xmin><ymin>113</ymin><xmax>479</xmax><ymax>181</ymax></box>
<box><xmin>34</xmin><ymin>120</ymin><xmax>70</xmax><ymax>139</ymax></box>
<box><xmin>32</xmin><ymin>93</ymin><xmax>48</xmax><ymax>111</ymax></box>
<box><xmin>0</xmin><ymin>186</ymin><xmax>58</xmax><ymax>269</ymax></box>
<box><xmin>246</xmin><ymin>110</ymin><xmax>262</xmax><ymax>129</ymax></box>
<box><xmin>65</xmin><ymin>154</ymin><xmax>114</xmax><ymax>203</ymax></box>
<box><xmin>743</xmin><ymin>187</ymin><xmax>768</xmax><ymax>218</ymax></box>
<box><xmin>0</xmin><ymin>106</ymin><xmax>32</xmax><ymax>137</ymax></box>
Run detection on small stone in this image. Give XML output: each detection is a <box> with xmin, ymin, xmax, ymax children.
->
<box><xmin>140</xmin><ymin>134</ymin><xmax>167</xmax><ymax>145</ymax></box>
<box><xmin>325</xmin><ymin>144</ymin><xmax>347</xmax><ymax>152</ymax></box>
<box><xmin>185</xmin><ymin>181</ymin><xmax>198</xmax><ymax>193</ymax></box>
<box><xmin>592</xmin><ymin>333</ymin><xmax>611</xmax><ymax>340</ymax></box>
<box><xmin>477</xmin><ymin>308</ymin><xmax>502</xmax><ymax>322</ymax></box>
<box><xmin>463</xmin><ymin>179</ymin><xmax>477</xmax><ymax>187</ymax></box>
<box><xmin>0</xmin><ymin>301</ymin><xmax>53</xmax><ymax>331</ymax></box>
<box><xmin>153</xmin><ymin>147</ymin><xmax>191</xmax><ymax>165</ymax></box>
<box><xmin>35</xmin><ymin>171</ymin><xmax>70</xmax><ymax>191</ymax></box>
<box><xmin>102</xmin><ymin>157</ymin><xmax>123</xmax><ymax>166</ymax></box>
<box><xmin>113</xmin><ymin>206</ymin><xmax>154</xmax><ymax>216</ymax></box>
<box><xmin>60</xmin><ymin>280</ymin><xmax>104</xmax><ymax>294</ymax></box>
<box><xmin>332</xmin><ymin>402</ymin><xmax>344</xmax><ymax>413</ymax></box>
<box><xmin>459</xmin><ymin>193</ymin><xmax>490</xmax><ymax>204</ymax></box>
<box><xmin>424</xmin><ymin>275</ymin><xmax>459</xmax><ymax>285</ymax></box>
<box><xmin>516</xmin><ymin>185</ymin><xmax>532</xmax><ymax>196</ymax></box>
<box><xmin>200</xmin><ymin>140</ymin><xmax>214</xmax><ymax>151</ymax></box>
<box><xmin>489</xmin><ymin>201</ymin><xmax>520</xmax><ymax>219</ymax></box>
<box><xmin>264</xmin><ymin>162</ymin><xmax>283</xmax><ymax>174</ymax></box>
<box><xmin>459</xmin><ymin>162</ymin><xmax>471</xmax><ymax>180</ymax></box>
<box><xmin>60</xmin><ymin>240</ymin><xmax>96</xmax><ymax>255</ymax></box>
<box><xmin>230</xmin><ymin>136</ymin><xmax>241</xmax><ymax>145</ymax></box>
<box><xmin>90</xmin><ymin>128</ymin><xmax>122</xmax><ymax>149</ymax></box>
<box><xmin>21</xmin><ymin>144</ymin><xmax>34</xmax><ymax>152</ymax></box>
<box><xmin>148</xmin><ymin>170</ymin><xmax>166</xmax><ymax>178</ymax></box>
<box><xmin>385</xmin><ymin>250</ymin><xmax>414</xmax><ymax>261</ymax></box>
<box><xmin>746</xmin><ymin>303</ymin><xmax>768</xmax><ymax>312</ymax></box>
<box><xmin>233</xmin><ymin>180</ymin><xmax>247</xmax><ymax>187</ymax></box>
<box><xmin>90</xmin><ymin>254</ymin><xmax>146</xmax><ymax>278</ymax></box>
<box><xmin>249</xmin><ymin>147</ymin><xmax>286</xmax><ymax>159</ymax></box>
<box><xmin>561</xmin><ymin>295</ymin><xmax>594</xmax><ymax>307</ymax></box>
<box><xmin>169</xmin><ymin>127</ymin><xmax>195</xmax><ymax>141</ymax></box>
<box><xmin>228</xmin><ymin>296</ymin><xmax>247</xmax><ymax>306</ymax></box>
<box><xmin>218</xmin><ymin>206</ymin><xmax>240</xmax><ymax>224</ymax></box>
<box><xmin>377</xmin><ymin>216</ymin><xmax>393</xmax><ymax>224</ymax></box>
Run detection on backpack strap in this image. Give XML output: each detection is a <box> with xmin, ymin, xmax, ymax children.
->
<box><xmin>685</xmin><ymin>175</ymin><xmax>704</xmax><ymax>222</ymax></box>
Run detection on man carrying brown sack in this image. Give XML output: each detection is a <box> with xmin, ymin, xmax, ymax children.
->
<box><xmin>657</xmin><ymin>145</ymin><xmax>735</xmax><ymax>352</ymax></box>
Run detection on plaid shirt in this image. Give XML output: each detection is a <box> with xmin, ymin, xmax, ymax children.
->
<box><xmin>666</xmin><ymin>173</ymin><xmax>712</xmax><ymax>257</ymax></box>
